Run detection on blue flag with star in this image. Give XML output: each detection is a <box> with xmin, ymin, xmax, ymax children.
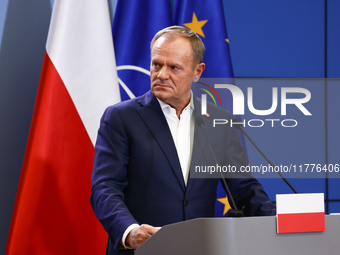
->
<box><xmin>112</xmin><ymin>0</ymin><xmax>172</xmax><ymax>101</ymax></box>
<box><xmin>174</xmin><ymin>0</ymin><xmax>248</xmax><ymax>217</ymax></box>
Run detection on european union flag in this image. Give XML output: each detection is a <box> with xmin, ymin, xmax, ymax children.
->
<box><xmin>112</xmin><ymin>0</ymin><xmax>172</xmax><ymax>101</ymax></box>
<box><xmin>173</xmin><ymin>0</ymin><xmax>233</xmax><ymax>78</ymax></box>
<box><xmin>174</xmin><ymin>0</ymin><xmax>248</xmax><ymax>217</ymax></box>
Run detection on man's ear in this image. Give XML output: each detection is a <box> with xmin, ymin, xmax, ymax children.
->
<box><xmin>193</xmin><ymin>63</ymin><xmax>205</xmax><ymax>82</ymax></box>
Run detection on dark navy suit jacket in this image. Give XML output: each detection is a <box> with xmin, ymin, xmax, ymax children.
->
<box><xmin>90</xmin><ymin>91</ymin><xmax>275</xmax><ymax>255</ymax></box>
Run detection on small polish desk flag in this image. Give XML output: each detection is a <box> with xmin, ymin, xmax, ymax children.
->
<box><xmin>276</xmin><ymin>193</ymin><xmax>325</xmax><ymax>234</ymax></box>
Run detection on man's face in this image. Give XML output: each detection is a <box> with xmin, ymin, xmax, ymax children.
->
<box><xmin>150</xmin><ymin>36</ymin><xmax>205</xmax><ymax>109</ymax></box>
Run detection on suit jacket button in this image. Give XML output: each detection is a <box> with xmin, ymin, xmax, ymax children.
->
<box><xmin>184</xmin><ymin>200</ymin><xmax>189</xmax><ymax>206</ymax></box>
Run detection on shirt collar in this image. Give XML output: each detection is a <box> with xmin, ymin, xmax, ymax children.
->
<box><xmin>156</xmin><ymin>90</ymin><xmax>195</xmax><ymax>113</ymax></box>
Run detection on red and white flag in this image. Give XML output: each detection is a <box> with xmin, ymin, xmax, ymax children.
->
<box><xmin>6</xmin><ymin>0</ymin><xmax>120</xmax><ymax>254</ymax></box>
<box><xmin>276</xmin><ymin>193</ymin><xmax>325</xmax><ymax>234</ymax></box>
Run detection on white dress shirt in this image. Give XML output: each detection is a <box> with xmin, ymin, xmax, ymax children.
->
<box><xmin>156</xmin><ymin>93</ymin><xmax>195</xmax><ymax>185</ymax></box>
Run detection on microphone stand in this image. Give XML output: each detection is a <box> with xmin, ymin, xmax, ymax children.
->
<box><xmin>232</xmin><ymin>118</ymin><xmax>298</xmax><ymax>194</ymax></box>
<box><xmin>196</xmin><ymin>117</ymin><xmax>243</xmax><ymax>217</ymax></box>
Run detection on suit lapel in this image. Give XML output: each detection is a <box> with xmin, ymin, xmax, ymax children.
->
<box><xmin>186</xmin><ymin>96</ymin><xmax>210</xmax><ymax>194</ymax></box>
<box><xmin>136</xmin><ymin>91</ymin><xmax>186</xmax><ymax>191</ymax></box>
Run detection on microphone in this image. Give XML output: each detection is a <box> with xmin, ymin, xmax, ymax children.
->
<box><xmin>232</xmin><ymin>118</ymin><xmax>298</xmax><ymax>194</ymax></box>
<box><xmin>196</xmin><ymin>116</ymin><xmax>243</xmax><ymax>217</ymax></box>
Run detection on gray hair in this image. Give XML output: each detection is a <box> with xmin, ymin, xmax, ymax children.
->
<box><xmin>150</xmin><ymin>26</ymin><xmax>205</xmax><ymax>67</ymax></box>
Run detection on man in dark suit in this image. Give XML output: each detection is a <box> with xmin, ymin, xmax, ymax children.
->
<box><xmin>90</xmin><ymin>26</ymin><xmax>276</xmax><ymax>255</ymax></box>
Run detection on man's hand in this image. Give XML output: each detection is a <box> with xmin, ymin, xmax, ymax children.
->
<box><xmin>126</xmin><ymin>224</ymin><xmax>161</xmax><ymax>250</ymax></box>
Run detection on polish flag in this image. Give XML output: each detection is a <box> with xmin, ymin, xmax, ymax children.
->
<box><xmin>6</xmin><ymin>1</ymin><xmax>120</xmax><ymax>254</ymax></box>
<box><xmin>276</xmin><ymin>193</ymin><xmax>325</xmax><ymax>234</ymax></box>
